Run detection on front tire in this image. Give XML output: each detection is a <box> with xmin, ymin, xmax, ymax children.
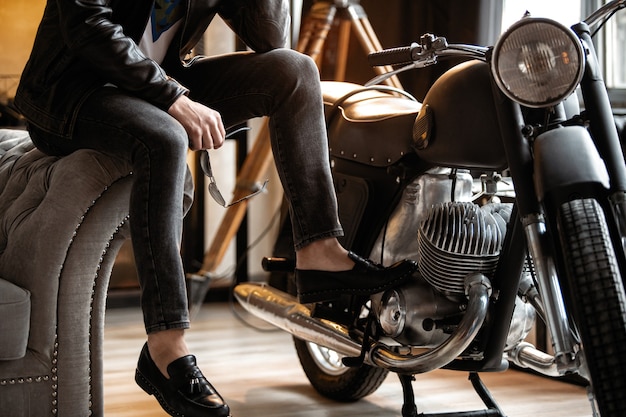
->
<box><xmin>293</xmin><ymin>337</ymin><xmax>389</xmax><ymax>402</ymax></box>
<box><xmin>558</xmin><ymin>198</ymin><xmax>626</xmax><ymax>416</ymax></box>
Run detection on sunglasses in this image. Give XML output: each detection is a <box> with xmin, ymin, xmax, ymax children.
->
<box><xmin>199</xmin><ymin>127</ymin><xmax>269</xmax><ymax>208</ymax></box>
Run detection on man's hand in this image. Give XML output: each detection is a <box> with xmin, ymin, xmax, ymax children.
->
<box><xmin>168</xmin><ymin>95</ymin><xmax>226</xmax><ymax>150</ymax></box>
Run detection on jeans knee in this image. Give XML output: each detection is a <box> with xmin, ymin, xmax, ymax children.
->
<box><xmin>268</xmin><ymin>49</ymin><xmax>321</xmax><ymax>101</ymax></box>
<box><xmin>287</xmin><ymin>50</ymin><xmax>319</xmax><ymax>78</ymax></box>
<box><xmin>152</xmin><ymin>120</ymin><xmax>188</xmax><ymax>157</ymax></box>
<box><xmin>168</xmin><ymin>125</ymin><xmax>189</xmax><ymax>158</ymax></box>
<box><xmin>131</xmin><ymin>119</ymin><xmax>189</xmax><ymax>179</ymax></box>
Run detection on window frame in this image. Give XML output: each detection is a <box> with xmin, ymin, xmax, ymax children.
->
<box><xmin>582</xmin><ymin>0</ymin><xmax>626</xmax><ymax>110</ymax></box>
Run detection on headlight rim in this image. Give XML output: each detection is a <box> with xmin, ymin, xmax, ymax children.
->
<box><xmin>491</xmin><ymin>16</ymin><xmax>585</xmax><ymax>108</ymax></box>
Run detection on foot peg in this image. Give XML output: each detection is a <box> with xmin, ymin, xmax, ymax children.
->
<box><xmin>261</xmin><ymin>256</ymin><xmax>295</xmax><ymax>272</ymax></box>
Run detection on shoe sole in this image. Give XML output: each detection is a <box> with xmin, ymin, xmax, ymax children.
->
<box><xmin>297</xmin><ymin>269</ymin><xmax>414</xmax><ymax>304</ymax></box>
<box><xmin>135</xmin><ymin>369</ymin><xmax>233</xmax><ymax>417</ymax></box>
<box><xmin>135</xmin><ymin>369</ymin><xmax>185</xmax><ymax>417</ymax></box>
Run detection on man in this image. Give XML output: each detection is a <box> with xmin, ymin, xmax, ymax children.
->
<box><xmin>15</xmin><ymin>1</ymin><xmax>416</xmax><ymax>416</ymax></box>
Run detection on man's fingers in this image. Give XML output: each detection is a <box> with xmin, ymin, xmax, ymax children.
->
<box><xmin>209</xmin><ymin>121</ymin><xmax>226</xmax><ymax>149</ymax></box>
<box><xmin>168</xmin><ymin>95</ymin><xmax>225</xmax><ymax>150</ymax></box>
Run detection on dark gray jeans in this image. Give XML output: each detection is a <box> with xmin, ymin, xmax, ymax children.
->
<box><xmin>29</xmin><ymin>48</ymin><xmax>343</xmax><ymax>333</ymax></box>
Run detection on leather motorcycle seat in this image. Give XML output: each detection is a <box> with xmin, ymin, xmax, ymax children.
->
<box><xmin>322</xmin><ymin>81</ymin><xmax>422</xmax><ymax>167</ymax></box>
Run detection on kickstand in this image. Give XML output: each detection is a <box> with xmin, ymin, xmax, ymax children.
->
<box><xmin>399</xmin><ymin>374</ymin><xmax>419</xmax><ymax>417</ymax></box>
<box><xmin>398</xmin><ymin>372</ymin><xmax>507</xmax><ymax>417</ymax></box>
<box><xmin>468</xmin><ymin>372</ymin><xmax>505</xmax><ymax>415</ymax></box>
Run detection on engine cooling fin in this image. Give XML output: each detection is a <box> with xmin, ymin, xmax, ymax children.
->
<box><xmin>417</xmin><ymin>202</ymin><xmax>512</xmax><ymax>296</ymax></box>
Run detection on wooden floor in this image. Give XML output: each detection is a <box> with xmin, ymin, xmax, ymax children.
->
<box><xmin>104</xmin><ymin>301</ymin><xmax>594</xmax><ymax>417</ymax></box>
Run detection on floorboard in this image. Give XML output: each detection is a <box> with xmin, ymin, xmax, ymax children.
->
<box><xmin>104</xmin><ymin>302</ymin><xmax>593</xmax><ymax>417</ymax></box>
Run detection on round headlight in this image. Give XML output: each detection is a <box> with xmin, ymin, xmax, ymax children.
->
<box><xmin>491</xmin><ymin>17</ymin><xmax>584</xmax><ymax>108</ymax></box>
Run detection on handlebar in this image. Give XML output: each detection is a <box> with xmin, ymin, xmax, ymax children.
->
<box><xmin>368</xmin><ymin>43</ymin><xmax>421</xmax><ymax>67</ymax></box>
<box><xmin>365</xmin><ymin>34</ymin><xmax>488</xmax><ymax>86</ymax></box>
<box><xmin>366</xmin><ymin>0</ymin><xmax>625</xmax><ymax>87</ymax></box>
<box><xmin>367</xmin><ymin>34</ymin><xmax>488</xmax><ymax>67</ymax></box>
<box><xmin>584</xmin><ymin>0</ymin><xmax>626</xmax><ymax>29</ymax></box>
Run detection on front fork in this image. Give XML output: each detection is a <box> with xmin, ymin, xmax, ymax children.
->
<box><xmin>522</xmin><ymin>214</ymin><xmax>586</xmax><ymax>377</ymax></box>
<box><xmin>609</xmin><ymin>192</ymin><xmax>626</xmax><ymax>255</ymax></box>
<box><xmin>492</xmin><ymin>89</ymin><xmax>585</xmax><ymax>378</ymax></box>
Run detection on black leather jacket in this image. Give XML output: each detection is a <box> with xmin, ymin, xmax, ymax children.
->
<box><xmin>14</xmin><ymin>0</ymin><xmax>289</xmax><ymax>138</ymax></box>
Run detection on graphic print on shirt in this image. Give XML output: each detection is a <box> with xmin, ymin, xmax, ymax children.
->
<box><xmin>152</xmin><ymin>0</ymin><xmax>184</xmax><ymax>42</ymax></box>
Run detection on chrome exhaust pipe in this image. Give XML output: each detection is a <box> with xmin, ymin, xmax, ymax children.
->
<box><xmin>506</xmin><ymin>341</ymin><xmax>590</xmax><ymax>381</ymax></box>
<box><xmin>505</xmin><ymin>342</ymin><xmax>560</xmax><ymax>377</ymax></box>
<box><xmin>233</xmin><ymin>283</ymin><xmax>362</xmax><ymax>358</ymax></box>
<box><xmin>370</xmin><ymin>273</ymin><xmax>492</xmax><ymax>373</ymax></box>
<box><xmin>234</xmin><ymin>273</ymin><xmax>492</xmax><ymax>374</ymax></box>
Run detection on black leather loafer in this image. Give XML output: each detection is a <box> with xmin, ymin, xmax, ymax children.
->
<box><xmin>295</xmin><ymin>251</ymin><xmax>417</xmax><ymax>303</ymax></box>
<box><xmin>135</xmin><ymin>343</ymin><xmax>231</xmax><ymax>417</ymax></box>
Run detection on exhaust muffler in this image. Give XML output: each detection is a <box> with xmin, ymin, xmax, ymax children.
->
<box><xmin>234</xmin><ymin>273</ymin><xmax>492</xmax><ymax>374</ymax></box>
<box><xmin>233</xmin><ymin>283</ymin><xmax>363</xmax><ymax>357</ymax></box>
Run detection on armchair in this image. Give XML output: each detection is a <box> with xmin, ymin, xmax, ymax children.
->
<box><xmin>0</xmin><ymin>128</ymin><xmax>193</xmax><ymax>416</ymax></box>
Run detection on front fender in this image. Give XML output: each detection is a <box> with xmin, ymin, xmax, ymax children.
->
<box><xmin>533</xmin><ymin>126</ymin><xmax>610</xmax><ymax>202</ymax></box>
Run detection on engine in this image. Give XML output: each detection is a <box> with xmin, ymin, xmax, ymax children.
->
<box><xmin>418</xmin><ymin>201</ymin><xmax>512</xmax><ymax>298</ymax></box>
<box><xmin>373</xmin><ymin>179</ymin><xmax>515</xmax><ymax>347</ymax></box>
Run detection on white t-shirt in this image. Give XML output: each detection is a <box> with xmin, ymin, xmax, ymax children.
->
<box><xmin>138</xmin><ymin>0</ymin><xmax>184</xmax><ymax>64</ymax></box>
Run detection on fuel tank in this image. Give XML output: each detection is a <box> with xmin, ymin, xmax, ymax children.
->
<box><xmin>412</xmin><ymin>60</ymin><xmax>508</xmax><ymax>170</ymax></box>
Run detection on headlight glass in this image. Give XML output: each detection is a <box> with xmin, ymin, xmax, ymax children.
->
<box><xmin>492</xmin><ymin>18</ymin><xmax>584</xmax><ymax>108</ymax></box>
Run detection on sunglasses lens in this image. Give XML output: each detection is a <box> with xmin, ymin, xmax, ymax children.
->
<box><xmin>200</xmin><ymin>151</ymin><xmax>211</xmax><ymax>176</ymax></box>
<box><xmin>200</xmin><ymin>148</ymin><xmax>267</xmax><ymax>208</ymax></box>
<box><xmin>208</xmin><ymin>183</ymin><xmax>227</xmax><ymax>207</ymax></box>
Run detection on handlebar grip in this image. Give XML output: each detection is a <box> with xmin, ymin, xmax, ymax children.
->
<box><xmin>368</xmin><ymin>43</ymin><xmax>419</xmax><ymax>67</ymax></box>
<box><xmin>261</xmin><ymin>257</ymin><xmax>295</xmax><ymax>272</ymax></box>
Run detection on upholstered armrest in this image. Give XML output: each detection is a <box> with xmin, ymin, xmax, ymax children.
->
<box><xmin>0</xmin><ymin>128</ymin><xmax>194</xmax><ymax>417</ymax></box>
<box><xmin>0</xmin><ymin>128</ymin><xmax>136</xmax><ymax>416</ymax></box>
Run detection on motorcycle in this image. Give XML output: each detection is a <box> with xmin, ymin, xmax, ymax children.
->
<box><xmin>234</xmin><ymin>1</ymin><xmax>626</xmax><ymax>416</ymax></box>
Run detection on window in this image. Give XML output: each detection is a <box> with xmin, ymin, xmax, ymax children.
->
<box><xmin>501</xmin><ymin>0</ymin><xmax>581</xmax><ymax>31</ymax></box>
<box><xmin>584</xmin><ymin>0</ymin><xmax>626</xmax><ymax>107</ymax></box>
<box><xmin>604</xmin><ymin>5</ymin><xmax>626</xmax><ymax>88</ymax></box>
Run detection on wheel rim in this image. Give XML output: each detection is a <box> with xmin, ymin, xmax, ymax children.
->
<box><xmin>306</xmin><ymin>342</ymin><xmax>349</xmax><ymax>376</ymax></box>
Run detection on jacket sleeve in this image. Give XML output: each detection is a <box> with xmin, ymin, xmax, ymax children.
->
<box><xmin>56</xmin><ymin>0</ymin><xmax>187</xmax><ymax>110</ymax></box>
<box><xmin>218</xmin><ymin>0</ymin><xmax>291</xmax><ymax>52</ymax></box>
